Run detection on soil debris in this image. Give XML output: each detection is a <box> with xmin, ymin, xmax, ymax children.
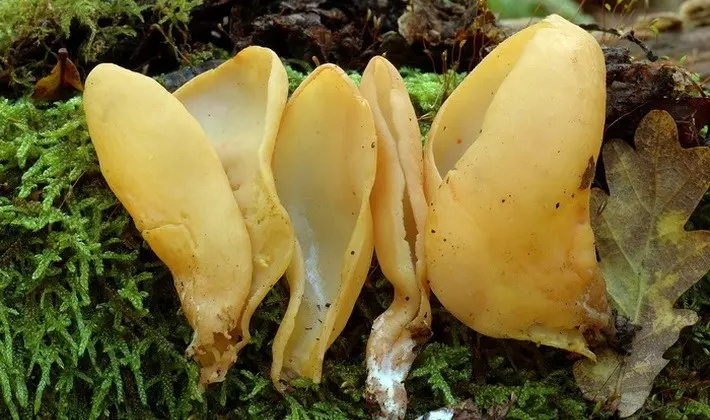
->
<box><xmin>602</xmin><ymin>46</ymin><xmax>710</xmax><ymax>148</ymax></box>
<box><xmin>229</xmin><ymin>0</ymin><xmax>505</xmax><ymax>72</ymax></box>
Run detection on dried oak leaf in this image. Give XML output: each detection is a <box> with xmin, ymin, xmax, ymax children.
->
<box><xmin>573</xmin><ymin>109</ymin><xmax>710</xmax><ymax>417</ymax></box>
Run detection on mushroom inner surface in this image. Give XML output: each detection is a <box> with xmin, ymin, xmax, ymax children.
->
<box><xmin>429</xmin><ymin>22</ymin><xmax>547</xmax><ymax>180</ymax></box>
<box><xmin>272</xmin><ymin>66</ymin><xmax>376</xmax><ymax>379</ymax></box>
<box><xmin>174</xmin><ymin>57</ymin><xmax>269</xmax><ymax>194</ymax></box>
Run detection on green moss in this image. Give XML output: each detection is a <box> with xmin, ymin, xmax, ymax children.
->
<box><xmin>0</xmin><ymin>0</ymin><xmax>142</xmax><ymax>89</ymax></box>
<box><xmin>0</xmin><ymin>0</ymin><xmax>144</xmax><ymax>58</ymax></box>
<box><xmin>399</xmin><ymin>68</ymin><xmax>466</xmax><ymax>138</ymax></box>
<box><xmin>3</xmin><ymin>1</ymin><xmax>706</xmax><ymax>418</ymax></box>
<box><xmin>1</xmin><ymin>65</ymin><xmax>709</xmax><ymax>420</ymax></box>
<box><xmin>0</xmin><ymin>96</ymin><xmax>202</xmax><ymax>419</ymax></box>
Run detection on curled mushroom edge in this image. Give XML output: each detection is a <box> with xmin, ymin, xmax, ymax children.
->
<box><xmin>173</xmin><ymin>45</ymin><xmax>296</xmax><ymax>367</ymax></box>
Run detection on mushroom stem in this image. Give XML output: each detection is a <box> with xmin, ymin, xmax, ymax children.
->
<box><xmin>359</xmin><ymin>56</ymin><xmax>432</xmax><ymax>420</ymax></box>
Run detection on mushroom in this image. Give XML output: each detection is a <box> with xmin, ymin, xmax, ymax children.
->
<box><xmin>423</xmin><ymin>14</ymin><xmax>611</xmax><ymax>358</ymax></box>
<box><xmin>173</xmin><ymin>46</ymin><xmax>294</xmax><ymax>365</ymax></box>
<box><xmin>359</xmin><ymin>56</ymin><xmax>431</xmax><ymax>419</ymax></box>
<box><xmin>270</xmin><ymin>64</ymin><xmax>377</xmax><ymax>388</ymax></box>
<box><xmin>83</xmin><ymin>64</ymin><xmax>253</xmax><ymax>384</ymax></box>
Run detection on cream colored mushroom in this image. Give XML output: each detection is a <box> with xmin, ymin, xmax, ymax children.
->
<box><xmin>173</xmin><ymin>46</ymin><xmax>294</xmax><ymax>362</ymax></box>
<box><xmin>83</xmin><ymin>63</ymin><xmax>253</xmax><ymax>384</ymax></box>
<box><xmin>270</xmin><ymin>64</ymin><xmax>377</xmax><ymax>388</ymax></box>
<box><xmin>423</xmin><ymin>14</ymin><xmax>611</xmax><ymax>358</ymax></box>
<box><xmin>359</xmin><ymin>56</ymin><xmax>431</xmax><ymax>420</ymax></box>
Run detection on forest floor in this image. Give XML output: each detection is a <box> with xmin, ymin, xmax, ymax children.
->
<box><xmin>1</xmin><ymin>1</ymin><xmax>709</xmax><ymax>419</ymax></box>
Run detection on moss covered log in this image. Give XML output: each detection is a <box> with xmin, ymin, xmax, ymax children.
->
<box><xmin>1</xmin><ymin>66</ymin><xmax>709</xmax><ymax>419</ymax></box>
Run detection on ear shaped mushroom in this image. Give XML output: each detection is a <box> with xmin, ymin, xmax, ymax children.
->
<box><xmin>359</xmin><ymin>56</ymin><xmax>431</xmax><ymax>420</ymax></box>
<box><xmin>424</xmin><ymin>15</ymin><xmax>611</xmax><ymax>358</ymax></box>
<box><xmin>423</xmin><ymin>16</ymin><xmax>550</xmax><ymax>200</ymax></box>
<box><xmin>173</xmin><ymin>46</ymin><xmax>294</xmax><ymax>360</ymax></box>
<box><xmin>83</xmin><ymin>64</ymin><xmax>253</xmax><ymax>384</ymax></box>
<box><xmin>270</xmin><ymin>64</ymin><xmax>377</xmax><ymax>388</ymax></box>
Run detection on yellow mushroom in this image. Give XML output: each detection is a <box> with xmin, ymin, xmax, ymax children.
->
<box><xmin>173</xmin><ymin>46</ymin><xmax>294</xmax><ymax>363</ymax></box>
<box><xmin>83</xmin><ymin>64</ymin><xmax>253</xmax><ymax>383</ymax></box>
<box><xmin>423</xmin><ymin>14</ymin><xmax>611</xmax><ymax>358</ymax></box>
<box><xmin>270</xmin><ymin>64</ymin><xmax>377</xmax><ymax>388</ymax></box>
<box><xmin>359</xmin><ymin>56</ymin><xmax>431</xmax><ymax>419</ymax></box>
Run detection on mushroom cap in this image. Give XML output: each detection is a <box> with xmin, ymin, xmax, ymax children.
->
<box><xmin>173</xmin><ymin>46</ymin><xmax>294</xmax><ymax>359</ymax></box>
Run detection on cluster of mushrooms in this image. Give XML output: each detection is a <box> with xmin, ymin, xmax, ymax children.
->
<box><xmin>83</xmin><ymin>14</ymin><xmax>611</xmax><ymax>419</ymax></box>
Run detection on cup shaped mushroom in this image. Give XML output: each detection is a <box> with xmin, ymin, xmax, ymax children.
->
<box><xmin>83</xmin><ymin>64</ymin><xmax>253</xmax><ymax>384</ymax></box>
<box><xmin>359</xmin><ymin>56</ymin><xmax>431</xmax><ymax>419</ymax></box>
<box><xmin>270</xmin><ymin>64</ymin><xmax>377</xmax><ymax>388</ymax></box>
<box><xmin>423</xmin><ymin>14</ymin><xmax>611</xmax><ymax>358</ymax></box>
<box><xmin>173</xmin><ymin>46</ymin><xmax>294</xmax><ymax>360</ymax></box>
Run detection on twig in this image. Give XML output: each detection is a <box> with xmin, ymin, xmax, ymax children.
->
<box><xmin>580</xmin><ymin>24</ymin><xmax>658</xmax><ymax>62</ymax></box>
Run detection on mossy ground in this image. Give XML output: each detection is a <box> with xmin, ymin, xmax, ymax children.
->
<box><xmin>1</xmin><ymin>1</ymin><xmax>709</xmax><ymax>419</ymax></box>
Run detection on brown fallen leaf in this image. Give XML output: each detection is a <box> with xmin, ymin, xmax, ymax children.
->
<box><xmin>573</xmin><ymin>109</ymin><xmax>710</xmax><ymax>417</ymax></box>
<box><xmin>32</xmin><ymin>48</ymin><xmax>84</xmax><ymax>101</ymax></box>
